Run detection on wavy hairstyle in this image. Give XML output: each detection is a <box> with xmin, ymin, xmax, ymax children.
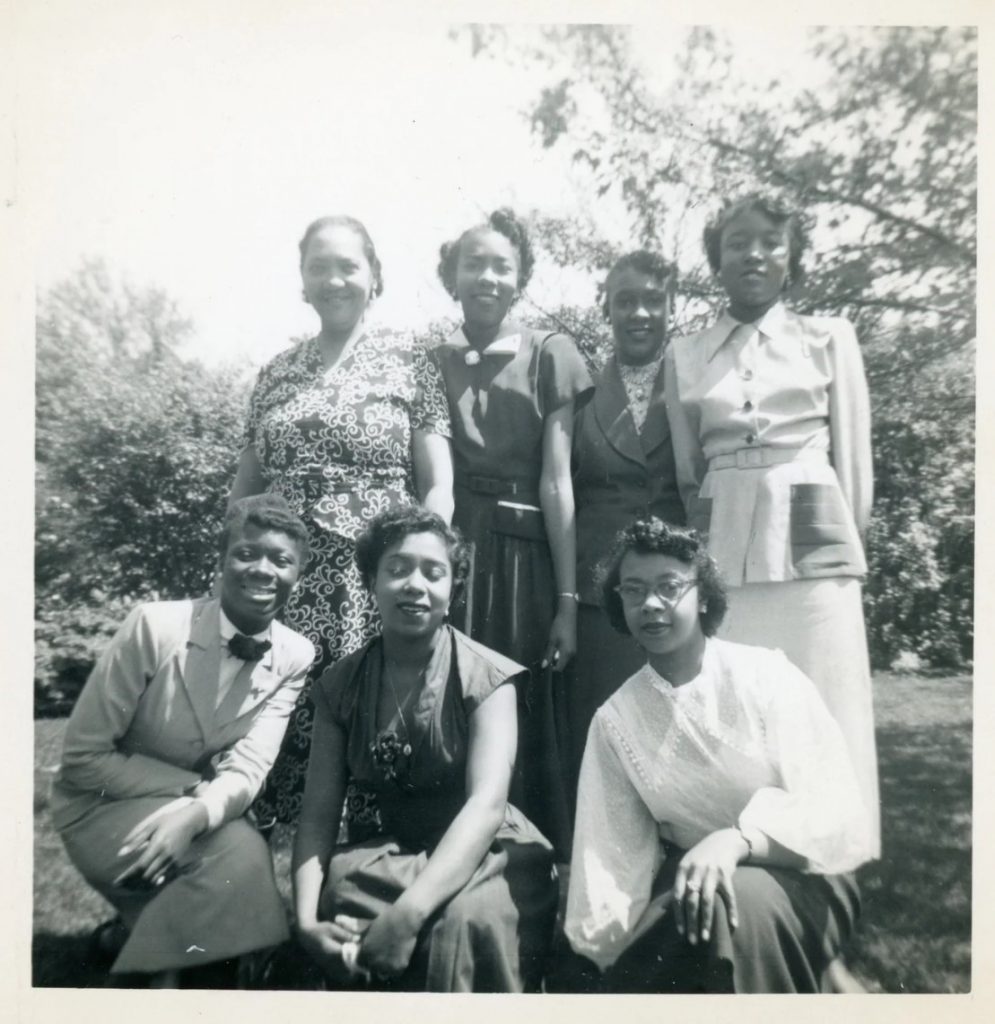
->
<box><xmin>601</xmin><ymin>249</ymin><xmax>678</xmax><ymax>321</ymax></box>
<box><xmin>598</xmin><ymin>518</ymin><xmax>728</xmax><ymax>637</ymax></box>
<box><xmin>355</xmin><ymin>506</ymin><xmax>471</xmax><ymax>606</ymax></box>
<box><xmin>702</xmin><ymin>193</ymin><xmax>807</xmax><ymax>287</ymax></box>
<box><xmin>437</xmin><ymin>207</ymin><xmax>536</xmax><ymax>301</ymax></box>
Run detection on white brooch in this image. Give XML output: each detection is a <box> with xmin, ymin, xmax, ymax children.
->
<box><xmin>464</xmin><ymin>350</ymin><xmax>481</xmax><ymax>367</ymax></box>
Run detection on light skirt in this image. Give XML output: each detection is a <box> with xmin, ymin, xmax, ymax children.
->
<box><xmin>719</xmin><ymin>577</ymin><xmax>881</xmax><ymax>857</ymax></box>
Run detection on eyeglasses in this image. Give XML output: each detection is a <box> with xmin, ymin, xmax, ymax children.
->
<box><xmin>614</xmin><ymin>576</ymin><xmax>698</xmax><ymax>607</ymax></box>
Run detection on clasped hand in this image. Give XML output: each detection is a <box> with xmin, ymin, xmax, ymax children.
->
<box><xmin>672</xmin><ymin>828</ymin><xmax>750</xmax><ymax>946</ymax></box>
<box><xmin>113</xmin><ymin>798</ymin><xmax>208</xmax><ymax>889</ymax></box>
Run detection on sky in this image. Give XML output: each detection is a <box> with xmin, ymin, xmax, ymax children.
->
<box><xmin>10</xmin><ymin>1</ymin><xmax>849</xmax><ymax>369</ymax></box>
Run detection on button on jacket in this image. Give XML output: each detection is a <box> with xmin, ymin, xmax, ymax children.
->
<box><xmin>664</xmin><ymin>304</ymin><xmax>872</xmax><ymax>585</ymax></box>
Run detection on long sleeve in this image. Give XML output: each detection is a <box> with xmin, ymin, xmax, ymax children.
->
<box><xmin>663</xmin><ymin>343</ymin><xmax>707</xmax><ymax>514</ymax></box>
<box><xmin>58</xmin><ymin>607</ymin><xmax>202</xmax><ymax>799</ymax></box>
<box><xmin>565</xmin><ymin>713</ymin><xmax>661</xmax><ymax>971</ymax></box>
<box><xmin>737</xmin><ymin>650</ymin><xmax>874</xmax><ymax>873</ymax></box>
<box><xmin>827</xmin><ymin>318</ymin><xmax>873</xmax><ymax>534</ymax></box>
<box><xmin>193</xmin><ymin>651</ymin><xmax>310</xmax><ymax>830</ymax></box>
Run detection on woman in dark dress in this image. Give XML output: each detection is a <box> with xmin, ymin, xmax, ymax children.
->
<box><xmin>228</xmin><ymin>215</ymin><xmax>453</xmax><ymax>830</ymax></box>
<box><xmin>292</xmin><ymin>507</ymin><xmax>557</xmax><ymax>992</ymax></box>
<box><xmin>430</xmin><ymin>208</ymin><xmax>592</xmax><ymax>856</ymax></box>
<box><xmin>565</xmin><ymin>519</ymin><xmax>873</xmax><ymax>992</ymax></box>
<box><xmin>568</xmin><ymin>251</ymin><xmax>685</xmax><ymax>803</ymax></box>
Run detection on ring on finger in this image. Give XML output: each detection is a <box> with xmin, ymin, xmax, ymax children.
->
<box><xmin>686</xmin><ymin>879</ymin><xmax>702</xmax><ymax>894</ymax></box>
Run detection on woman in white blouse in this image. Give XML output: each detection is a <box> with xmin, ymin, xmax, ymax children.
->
<box><xmin>664</xmin><ymin>194</ymin><xmax>879</xmax><ymax>855</ymax></box>
<box><xmin>564</xmin><ymin>518</ymin><xmax>873</xmax><ymax>992</ymax></box>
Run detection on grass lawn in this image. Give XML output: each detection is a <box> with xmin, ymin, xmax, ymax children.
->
<box><xmin>31</xmin><ymin>671</ymin><xmax>972</xmax><ymax>991</ymax></box>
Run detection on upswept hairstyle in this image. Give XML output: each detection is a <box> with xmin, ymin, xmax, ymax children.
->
<box><xmin>436</xmin><ymin>207</ymin><xmax>536</xmax><ymax>301</ymax></box>
<box><xmin>702</xmin><ymin>193</ymin><xmax>807</xmax><ymax>287</ymax></box>
<box><xmin>298</xmin><ymin>214</ymin><xmax>385</xmax><ymax>298</ymax></box>
<box><xmin>598</xmin><ymin>518</ymin><xmax>728</xmax><ymax>637</ymax></box>
<box><xmin>601</xmin><ymin>249</ymin><xmax>678</xmax><ymax>321</ymax></box>
<box><xmin>219</xmin><ymin>494</ymin><xmax>311</xmax><ymax>566</ymax></box>
<box><xmin>355</xmin><ymin>506</ymin><xmax>471</xmax><ymax>604</ymax></box>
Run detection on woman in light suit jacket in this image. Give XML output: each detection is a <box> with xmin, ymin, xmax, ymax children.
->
<box><xmin>51</xmin><ymin>495</ymin><xmax>315</xmax><ymax>987</ymax></box>
<box><xmin>664</xmin><ymin>195</ymin><xmax>879</xmax><ymax>856</ymax></box>
<box><xmin>567</xmin><ymin>251</ymin><xmax>686</xmax><ymax>805</ymax></box>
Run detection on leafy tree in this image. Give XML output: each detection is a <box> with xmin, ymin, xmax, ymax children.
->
<box><xmin>35</xmin><ymin>261</ymin><xmax>251</xmax><ymax>708</ymax></box>
<box><xmin>458</xmin><ymin>25</ymin><xmax>975</xmax><ymax>667</ymax></box>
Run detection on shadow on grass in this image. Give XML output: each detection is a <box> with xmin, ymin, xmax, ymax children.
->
<box><xmin>849</xmin><ymin>701</ymin><xmax>972</xmax><ymax>993</ymax></box>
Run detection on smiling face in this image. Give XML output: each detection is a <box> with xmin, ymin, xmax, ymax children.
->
<box><xmin>618</xmin><ymin>550</ymin><xmax>704</xmax><ymax>659</ymax></box>
<box><xmin>374</xmin><ymin>531</ymin><xmax>454</xmax><ymax>643</ymax></box>
<box><xmin>454</xmin><ymin>228</ymin><xmax>520</xmax><ymax>331</ymax></box>
<box><xmin>300</xmin><ymin>224</ymin><xmax>375</xmax><ymax>335</ymax></box>
<box><xmin>220</xmin><ymin>523</ymin><xmax>304</xmax><ymax>634</ymax></box>
<box><xmin>607</xmin><ymin>266</ymin><xmax>670</xmax><ymax>366</ymax></box>
<box><xmin>717</xmin><ymin>207</ymin><xmax>791</xmax><ymax>322</ymax></box>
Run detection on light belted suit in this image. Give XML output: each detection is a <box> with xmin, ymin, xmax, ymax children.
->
<box><xmin>51</xmin><ymin>596</ymin><xmax>314</xmax><ymax>973</ymax></box>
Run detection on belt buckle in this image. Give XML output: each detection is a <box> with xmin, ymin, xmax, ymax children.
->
<box><xmin>736</xmin><ymin>447</ymin><xmax>765</xmax><ymax>470</ymax></box>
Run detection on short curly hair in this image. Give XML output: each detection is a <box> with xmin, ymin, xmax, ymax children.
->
<box><xmin>219</xmin><ymin>494</ymin><xmax>310</xmax><ymax>567</ymax></box>
<box><xmin>601</xmin><ymin>249</ymin><xmax>677</xmax><ymax>321</ymax></box>
<box><xmin>598</xmin><ymin>518</ymin><xmax>728</xmax><ymax>637</ymax></box>
<box><xmin>702</xmin><ymin>194</ymin><xmax>807</xmax><ymax>287</ymax></box>
<box><xmin>354</xmin><ymin>506</ymin><xmax>471</xmax><ymax>605</ymax></box>
<box><xmin>437</xmin><ymin>207</ymin><xmax>536</xmax><ymax>301</ymax></box>
<box><xmin>298</xmin><ymin>215</ymin><xmax>385</xmax><ymax>298</ymax></box>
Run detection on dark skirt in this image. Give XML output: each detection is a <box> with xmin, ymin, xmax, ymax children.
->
<box><xmin>319</xmin><ymin>810</ymin><xmax>558</xmax><ymax>992</ymax></box>
<box><xmin>451</xmin><ymin>481</ymin><xmax>572</xmax><ymax>859</ymax></box>
<box><xmin>59</xmin><ymin>800</ymin><xmax>288</xmax><ymax>974</ymax></box>
<box><xmin>565</xmin><ymin>605</ymin><xmax>647</xmax><ymax>814</ymax></box>
<box><xmin>605</xmin><ymin>853</ymin><xmax>861</xmax><ymax>993</ymax></box>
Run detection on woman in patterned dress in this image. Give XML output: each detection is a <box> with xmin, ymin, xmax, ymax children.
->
<box><xmin>664</xmin><ymin>195</ymin><xmax>879</xmax><ymax>854</ymax></box>
<box><xmin>228</xmin><ymin>216</ymin><xmax>453</xmax><ymax>828</ymax></box>
<box><xmin>430</xmin><ymin>208</ymin><xmax>593</xmax><ymax>857</ymax></box>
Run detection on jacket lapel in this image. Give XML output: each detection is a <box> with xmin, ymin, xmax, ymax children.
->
<box><xmin>594</xmin><ymin>357</ymin><xmax>646</xmax><ymax>468</ymax></box>
<box><xmin>177</xmin><ymin>599</ymin><xmax>222</xmax><ymax>741</ymax></box>
<box><xmin>638</xmin><ymin>362</ymin><xmax>671</xmax><ymax>456</ymax></box>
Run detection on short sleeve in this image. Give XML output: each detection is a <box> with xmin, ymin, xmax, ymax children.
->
<box><xmin>313</xmin><ymin>645</ymin><xmax>369</xmax><ymax>727</ymax></box>
<box><xmin>410</xmin><ymin>342</ymin><xmax>452</xmax><ymax>437</ymax></box>
<box><xmin>538</xmin><ymin>332</ymin><xmax>594</xmax><ymax>418</ymax></box>
<box><xmin>451</xmin><ymin>629</ymin><xmax>526</xmax><ymax>715</ymax></box>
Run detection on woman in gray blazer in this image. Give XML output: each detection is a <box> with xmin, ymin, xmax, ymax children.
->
<box><xmin>567</xmin><ymin>252</ymin><xmax>686</xmax><ymax>805</ymax></box>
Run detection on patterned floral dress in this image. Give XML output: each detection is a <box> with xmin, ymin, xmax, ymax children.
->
<box><xmin>244</xmin><ymin>327</ymin><xmax>451</xmax><ymax>826</ymax></box>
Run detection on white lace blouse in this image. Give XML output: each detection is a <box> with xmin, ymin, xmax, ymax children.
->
<box><xmin>564</xmin><ymin>638</ymin><xmax>874</xmax><ymax>970</ymax></box>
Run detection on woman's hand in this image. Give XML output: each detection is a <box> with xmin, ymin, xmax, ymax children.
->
<box><xmin>672</xmin><ymin>828</ymin><xmax>750</xmax><ymax>946</ymax></box>
<box><xmin>357</xmin><ymin>901</ymin><xmax>424</xmax><ymax>979</ymax></box>
<box><xmin>297</xmin><ymin>917</ymin><xmax>368</xmax><ymax>982</ymax></box>
<box><xmin>542</xmin><ymin>599</ymin><xmax>578</xmax><ymax>670</ymax></box>
<box><xmin>113</xmin><ymin>800</ymin><xmax>209</xmax><ymax>888</ymax></box>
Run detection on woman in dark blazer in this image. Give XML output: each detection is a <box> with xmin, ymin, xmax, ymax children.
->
<box><xmin>567</xmin><ymin>251</ymin><xmax>685</xmax><ymax>802</ymax></box>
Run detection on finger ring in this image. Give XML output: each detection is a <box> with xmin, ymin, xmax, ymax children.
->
<box><xmin>154</xmin><ymin>874</ymin><xmax>166</xmax><ymax>886</ymax></box>
<box><xmin>686</xmin><ymin>880</ymin><xmax>701</xmax><ymax>893</ymax></box>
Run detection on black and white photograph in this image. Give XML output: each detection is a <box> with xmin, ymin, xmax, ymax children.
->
<box><xmin>5</xmin><ymin>0</ymin><xmax>984</xmax><ymax>1013</ymax></box>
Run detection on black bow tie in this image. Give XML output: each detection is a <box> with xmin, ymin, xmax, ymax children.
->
<box><xmin>228</xmin><ymin>633</ymin><xmax>272</xmax><ymax>662</ymax></box>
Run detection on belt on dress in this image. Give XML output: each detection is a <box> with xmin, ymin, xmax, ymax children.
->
<box><xmin>707</xmin><ymin>446</ymin><xmax>829</xmax><ymax>471</ymax></box>
<box><xmin>457</xmin><ymin>474</ymin><xmax>540</xmax><ymax>504</ymax></box>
